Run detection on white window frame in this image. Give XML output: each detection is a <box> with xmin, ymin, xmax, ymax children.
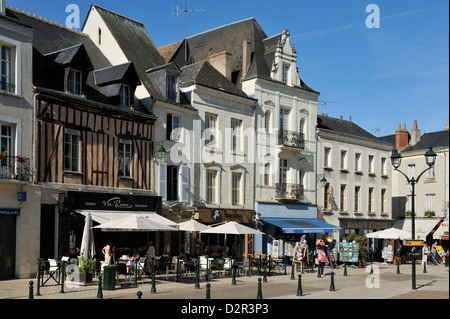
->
<box><xmin>0</xmin><ymin>44</ymin><xmax>13</xmax><ymax>93</ymax></box>
<box><xmin>167</xmin><ymin>73</ymin><xmax>177</xmax><ymax>101</ymax></box>
<box><xmin>381</xmin><ymin>189</ymin><xmax>387</xmax><ymax>213</ymax></box>
<box><xmin>340</xmin><ymin>150</ymin><xmax>347</xmax><ymax>170</ymax></box>
<box><xmin>426</xmin><ymin>194</ymin><xmax>435</xmax><ymax>212</ymax></box>
<box><xmin>368</xmin><ymin>187</ymin><xmax>374</xmax><ymax>213</ymax></box>
<box><xmin>232</xmin><ymin>172</ymin><xmax>242</xmax><ymax>205</ymax></box>
<box><xmin>206</xmin><ymin>169</ymin><xmax>217</xmax><ymax>204</ymax></box>
<box><xmin>167</xmin><ymin>113</ymin><xmax>181</xmax><ymax>141</ymax></box>
<box><xmin>205</xmin><ymin>113</ymin><xmax>217</xmax><ymax>148</ymax></box>
<box><xmin>68</xmin><ymin>69</ymin><xmax>82</xmax><ymax>95</ymax></box>
<box><xmin>355</xmin><ymin>153</ymin><xmax>361</xmax><ymax>172</ymax></box>
<box><xmin>340</xmin><ymin>184</ymin><xmax>347</xmax><ymax>212</ymax></box>
<box><xmin>324</xmin><ymin>147</ymin><xmax>331</xmax><ymax>168</ymax></box>
<box><xmin>118</xmin><ymin>138</ymin><xmax>132</xmax><ymax>177</ymax></box>
<box><xmin>279</xmin><ymin>108</ymin><xmax>289</xmax><ymax>130</ymax></box>
<box><xmin>119</xmin><ymin>84</ymin><xmax>130</xmax><ymax>108</ymax></box>
<box><xmin>354</xmin><ymin>186</ymin><xmax>361</xmax><ymax>212</ymax></box>
<box><xmin>64</xmin><ymin>128</ymin><xmax>81</xmax><ymax>172</ymax></box>
<box><xmin>231</xmin><ymin>119</ymin><xmax>242</xmax><ymax>152</ymax></box>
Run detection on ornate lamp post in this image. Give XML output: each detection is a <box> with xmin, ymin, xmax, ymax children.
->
<box><xmin>390</xmin><ymin>147</ymin><xmax>437</xmax><ymax>290</ymax></box>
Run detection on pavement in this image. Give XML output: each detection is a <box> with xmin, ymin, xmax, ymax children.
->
<box><xmin>0</xmin><ymin>262</ymin><xmax>448</xmax><ymax>316</ymax></box>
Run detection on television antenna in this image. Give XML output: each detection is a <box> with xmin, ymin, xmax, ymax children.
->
<box><xmin>318</xmin><ymin>100</ymin><xmax>341</xmax><ymax>114</ymax></box>
<box><xmin>174</xmin><ymin>0</ymin><xmax>206</xmax><ymax>62</ymax></box>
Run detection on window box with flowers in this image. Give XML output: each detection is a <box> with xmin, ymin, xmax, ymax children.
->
<box><xmin>15</xmin><ymin>155</ymin><xmax>26</xmax><ymax>163</ymax></box>
<box><xmin>0</xmin><ymin>151</ymin><xmax>7</xmax><ymax>160</ymax></box>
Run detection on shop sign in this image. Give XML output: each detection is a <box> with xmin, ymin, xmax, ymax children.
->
<box><xmin>0</xmin><ymin>208</ymin><xmax>20</xmax><ymax>216</ymax></box>
<box><xmin>405</xmin><ymin>240</ymin><xmax>424</xmax><ymax>247</ymax></box>
<box><xmin>59</xmin><ymin>191</ymin><xmax>162</xmax><ymax>213</ymax></box>
<box><xmin>343</xmin><ymin>220</ymin><xmax>391</xmax><ymax>229</ymax></box>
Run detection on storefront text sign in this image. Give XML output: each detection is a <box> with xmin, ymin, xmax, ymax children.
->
<box><xmin>0</xmin><ymin>208</ymin><xmax>20</xmax><ymax>216</ymax></box>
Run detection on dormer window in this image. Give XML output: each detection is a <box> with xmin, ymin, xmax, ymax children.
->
<box><xmin>119</xmin><ymin>84</ymin><xmax>130</xmax><ymax>107</ymax></box>
<box><xmin>68</xmin><ymin>69</ymin><xmax>82</xmax><ymax>95</ymax></box>
<box><xmin>282</xmin><ymin>64</ymin><xmax>290</xmax><ymax>84</ymax></box>
<box><xmin>167</xmin><ymin>73</ymin><xmax>177</xmax><ymax>101</ymax></box>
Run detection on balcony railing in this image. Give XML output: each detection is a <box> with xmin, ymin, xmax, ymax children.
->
<box><xmin>275</xmin><ymin>183</ymin><xmax>304</xmax><ymax>201</ymax></box>
<box><xmin>278</xmin><ymin>130</ymin><xmax>305</xmax><ymax>149</ymax></box>
<box><xmin>0</xmin><ymin>155</ymin><xmax>32</xmax><ymax>181</ymax></box>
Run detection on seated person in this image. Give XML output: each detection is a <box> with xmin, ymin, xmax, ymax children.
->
<box><xmin>126</xmin><ymin>251</ymin><xmax>139</xmax><ymax>273</ymax></box>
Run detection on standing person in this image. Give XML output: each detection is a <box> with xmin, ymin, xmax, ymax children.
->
<box><xmin>422</xmin><ymin>244</ymin><xmax>430</xmax><ymax>266</ymax></box>
<box><xmin>102</xmin><ymin>241</ymin><xmax>112</xmax><ymax>265</ymax></box>
<box><xmin>316</xmin><ymin>247</ymin><xmax>328</xmax><ymax>275</ymax></box>
<box><xmin>146</xmin><ymin>241</ymin><xmax>156</xmax><ymax>260</ymax></box>
<box><xmin>431</xmin><ymin>241</ymin><xmax>440</xmax><ymax>264</ymax></box>
<box><xmin>394</xmin><ymin>241</ymin><xmax>402</xmax><ymax>266</ymax></box>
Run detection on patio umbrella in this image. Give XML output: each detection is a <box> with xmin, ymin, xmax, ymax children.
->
<box><xmin>178</xmin><ymin>220</ymin><xmax>212</xmax><ymax>232</ymax></box>
<box><xmin>200</xmin><ymin>221</ymin><xmax>265</xmax><ymax>235</ymax></box>
<box><xmin>80</xmin><ymin>212</ymin><xmax>96</xmax><ymax>259</ymax></box>
<box><xmin>366</xmin><ymin>227</ymin><xmax>412</xmax><ymax>240</ymax></box>
<box><xmin>92</xmin><ymin>214</ymin><xmax>177</xmax><ymax>232</ymax></box>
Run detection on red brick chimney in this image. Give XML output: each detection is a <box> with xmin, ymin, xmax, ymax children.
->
<box><xmin>395</xmin><ymin>124</ymin><xmax>410</xmax><ymax>149</ymax></box>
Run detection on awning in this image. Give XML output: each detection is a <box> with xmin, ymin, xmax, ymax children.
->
<box><xmin>392</xmin><ymin>218</ymin><xmax>443</xmax><ymax>240</ymax></box>
<box><xmin>433</xmin><ymin>220</ymin><xmax>449</xmax><ymax>240</ymax></box>
<box><xmin>76</xmin><ymin>210</ymin><xmax>178</xmax><ymax>227</ymax></box>
<box><xmin>262</xmin><ymin>218</ymin><xmax>341</xmax><ymax>234</ymax></box>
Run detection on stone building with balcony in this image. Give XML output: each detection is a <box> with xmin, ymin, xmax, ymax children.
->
<box><xmin>316</xmin><ymin>114</ymin><xmax>394</xmax><ymax>254</ymax></box>
<box><xmin>162</xmin><ymin>18</ymin><xmax>339</xmax><ymax>256</ymax></box>
<box><xmin>0</xmin><ymin>3</ymin><xmax>40</xmax><ymax>279</ymax></box>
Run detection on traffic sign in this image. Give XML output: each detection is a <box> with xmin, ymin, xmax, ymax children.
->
<box><xmin>405</xmin><ymin>240</ymin><xmax>424</xmax><ymax>246</ymax></box>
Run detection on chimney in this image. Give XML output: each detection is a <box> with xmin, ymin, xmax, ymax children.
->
<box><xmin>322</xmin><ymin>113</ymin><xmax>328</xmax><ymax>117</ymax></box>
<box><xmin>410</xmin><ymin>120</ymin><xmax>421</xmax><ymax>146</ymax></box>
<box><xmin>395</xmin><ymin>124</ymin><xmax>410</xmax><ymax>149</ymax></box>
<box><xmin>1</xmin><ymin>0</ymin><xmax>6</xmax><ymax>15</ymax></box>
<box><xmin>242</xmin><ymin>41</ymin><xmax>251</xmax><ymax>78</ymax></box>
<box><xmin>209</xmin><ymin>51</ymin><xmax>232</xmax><ymax>81</ymax></box>
<box><xmin>339</xmin><ymin>116</ymin><xmax>343</xmax><ymax>120</ymax></box>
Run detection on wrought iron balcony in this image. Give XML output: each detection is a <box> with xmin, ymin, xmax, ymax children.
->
<box><xmin>275</xmin><ymin>183</ymin><xmax>304</xmax><ymax>202</ymax></box>
<box><xmin>278</xmin><ymin>129</ymin><xmax>305</xmax><ymax>149</ymax></box>
<box><xmin>0</xmin><ymin>155</ymin><xmax>32</xmax><ymax>182</ymax></box>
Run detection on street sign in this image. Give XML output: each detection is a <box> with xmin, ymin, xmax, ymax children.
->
<box><xmin>405</xmin><ymin>240</ymin><xmax>424</xmax><ymax>246</ymax></box>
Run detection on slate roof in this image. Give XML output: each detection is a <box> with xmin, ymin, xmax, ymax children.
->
<box><xmin>7</xmin><ymin>7</ymin><xmax>153</xmax><ymax>116</ymax></box>
<box><xmin>94</xmin><ymin>62</ymin><xmax>140</xmax><ymax>87</ymax></box>
<box><xmin>91</xmin><ymin>5</ymin><xmax>166</xmax><ymax>100</ymax></box>
<box><xmin>179</xmin><ymin>61</ymin><xmax>251</xmax><ymax>99</ymax></box>
<box><xmin>401</xmin><ymin>130</ymin><xmax>449</xmax><ymax>153</ymax></box>
<box><xmin>317</xmin><ymin>115</ymin><xmax>393</xmax><ymax>146</ymax></box>
<box><xmin>161</xmin><ymin>18</ymin><xmax>317</xmax><ymax>93</ymax></box>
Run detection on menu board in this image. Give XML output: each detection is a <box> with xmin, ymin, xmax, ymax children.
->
<box><xmin>293</xmin><ymin>246</ymin><xmax>306</xmax><ymax>263</ymax></box>
<box><xmin>339</xmin><ymin>240</ymin><xmax>359</xmax><ymax>263</ymax></box>
<box><xmin>272</xmin><ymin>240</ymin><xmax>280</xmax><ymax>257</ymax></box>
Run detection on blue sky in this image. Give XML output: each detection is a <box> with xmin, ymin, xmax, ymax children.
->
<box><xmin>7</xmin><ymin>0</ymin><xmax>449</xmax><ymax>137</ymax></box>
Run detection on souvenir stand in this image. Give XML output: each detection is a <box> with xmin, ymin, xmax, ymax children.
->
<box><xmin>339</xmin><ymin>239</ymin><xmax>359</xmax><ymax>268</ymax></box>
<box><xmin>270</xmin><ymin>239</ymin><xmax>310</xmax><ymax>273</ymax></box>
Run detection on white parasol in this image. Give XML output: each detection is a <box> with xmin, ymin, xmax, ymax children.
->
<box><xmin>80</xmin><ymin>212</ymin><xmax>96</xmax><ymax>259</ymax></box>
<box><xmin>178</xmin><ymin>219</ymin><xmax>212</xmax><ymax>232</ymax></box>
<box><xmin>366</xmin><ymin>227</ymin><xmax>412</xmax><ymax>240</ymax></box>
<box><xmin>200</xmin><ymin>221</ymin><xmax>265</xmax><ymax>235</ymax></box>
<box><xmin>92</xmin><ymin>214</ymin><xmax>177</xmax><ymax>232</ymax></box>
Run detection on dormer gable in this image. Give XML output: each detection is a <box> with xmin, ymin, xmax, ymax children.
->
<box><xmin>264</xmin><ymin>29</ymin><xmax>301</xmax><ymax>87</ymax></box>
<box><xmin>43</xmin><ymin>43</ymin><xmax>93</xmax><ymax>96</ymax></box>
<box><xmin>93</xmin><ymin>61</ymin><xmax>141</xmax><ymax>109</ymax></box>
<box><xmin>147</xmin><ymin>62</ymin><xmax>181</xmax><ymax>103</ymax></box>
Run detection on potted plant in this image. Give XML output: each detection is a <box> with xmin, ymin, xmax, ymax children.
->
<box><xmin>406</xmin><ymin>210</ymin><xmax>413</xmax><ymax>217</ymax></box>
<box><xmin>0</xmin><ymin>150</ymin><xmax>7</xmax><ymax>160</ymax></box>
<box><xmin>424</xmin><ymin>210</ymin><xmax>435</xmax><ymax>217</ymax></box>
<box><xmin>75</xmin><ymin>248</ymin><xmax>97</xmax><ymax>284</ymax></box>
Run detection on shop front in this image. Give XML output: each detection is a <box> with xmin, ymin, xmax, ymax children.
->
<box><xmin>194</xmin><ymin>208</ymin><xmax>256</xmax><ymax>257</ymax></box>
<box><xmin>339</xmin><ymin>218</ymin><xmax>394</xmax><ymax>261</ymax></box>
<box><xmin>56</xmin><ymin>190</ymin><xmax>166</xmax><ymax>260</ymax></box>
<box><xmin>255</xmin><ymin>202</ymin><xmax>340</xmax><ymax>260</ymax></box>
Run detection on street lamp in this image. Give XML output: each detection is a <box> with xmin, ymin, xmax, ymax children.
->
<box><xmin>390</xmin><ymin>147</ymin><xmax>437</xmax><ymax>290</ymax></box>
<box><xmin>153</xmin><ymin>142</ymin><xmax>167</xmax><ymax>161</ymax></box>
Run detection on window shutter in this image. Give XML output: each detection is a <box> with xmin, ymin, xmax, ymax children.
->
<box><xmin>178</xmin><ymin>164</ymin><xmax>189</xmax><ymax>203</ymax></box>
<box><xmin>159</xmin><ymin>162</ymin><xmax>167</xmax><ymax>201</ymax></box>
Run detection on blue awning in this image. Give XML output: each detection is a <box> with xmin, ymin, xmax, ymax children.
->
<box><xmin>262</xmin><ymin>218</ymin><xmax>341</xmax><ymax>234</ymax></box>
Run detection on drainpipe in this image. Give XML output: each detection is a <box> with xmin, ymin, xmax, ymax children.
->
<box><xmin>32</xmin><ymin>88</ymin><xmax>40</xmax><ymax>184</ymax></box>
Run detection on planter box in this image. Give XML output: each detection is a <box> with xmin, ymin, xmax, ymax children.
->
<box><xmin>65</xmin><ymin>272</ymin><xmax>93</xmax><ymax>287</ymax></box>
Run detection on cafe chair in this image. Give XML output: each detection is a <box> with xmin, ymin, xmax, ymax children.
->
<box><xmin>47</xmin><ymin>259</ymin><xmax>60</xmax><ymax>282</ymax></box>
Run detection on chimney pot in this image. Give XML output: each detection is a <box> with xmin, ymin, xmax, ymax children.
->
<box><xmin>209</xmin><ymin>51</ymin><xmax>232</xmax><ymax>81</ymax></box>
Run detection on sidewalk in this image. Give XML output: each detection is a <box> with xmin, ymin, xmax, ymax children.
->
<box><xmin>0</xmin><ymin>262</ymin><xmax>448</xmax><ymax>300</ymax></box>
